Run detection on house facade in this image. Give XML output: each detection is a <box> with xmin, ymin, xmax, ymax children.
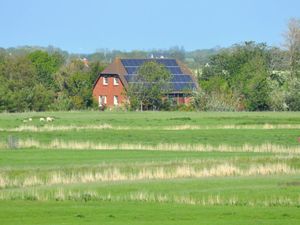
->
<box><xmin>93</xmin><ymin>58</ymin><xmax>198</xmax><ymax>108</ymax></box>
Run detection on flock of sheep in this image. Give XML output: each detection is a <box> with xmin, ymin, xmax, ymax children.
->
<box><xmin>23</xmin><ymin>117</ymin><xmax>54</xmax><ymax>123</ymax></box>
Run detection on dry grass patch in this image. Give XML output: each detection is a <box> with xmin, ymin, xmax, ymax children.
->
<box><xmin>0</xmin><ymin>124</ymin><xmax>113</xmax><ymax>132</ymax></box>
<box><xmin>4</xmin><ymin>139</ymin><xmax>300</xmax><ymax>154</ymax></box>
<box><xmin>163</xmin><ymin>124</ymin><xmax>300</xmax><ymax>130</ymax></box>
<box><xmin>1</xmin><ymin>123</ymin><xmax>300</xmax><ymax>132</ymax></box>
<box><xmin>0</xmin><ymin>163</ymin><xmax>297</xmax><ymax>189</ymax></box>
<box><xmin>0</xmin><ymin>189</ymin><xmax>299</xmax><ymax>207</ymax></box>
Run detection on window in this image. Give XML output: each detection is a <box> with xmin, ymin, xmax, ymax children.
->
<box><xmin>99</xmin><ymin>96</ymin><xmax>107</xmax><ymax>106</ymax></box>
<box><xmin>113</xmin><ymin>96</ymin><xmax>119</xmax><ymax>106</ymax></box>
<box><xmin>103</xmin><ymin>76</ymin><xmax>108</xmax><ymax>85</ymax></box>
<box><xmin>113</xmin><ymin>77</ymin><xmax>119</xmax><ymax>85</ymax></box>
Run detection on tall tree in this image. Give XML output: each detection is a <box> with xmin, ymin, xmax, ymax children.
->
<box><xmin>284</xmin><ymin>18</ymin><xmax>300</xmax><ymax>77</ymax></box>
<box><xmin>28</xmin><ymin>50</ymin><xmax>65</xmax><ymax>89</ymax></box>
<box><xmin>53</xmin><ymin>60</ymin><xmax>94</xmax><ymax>110</ymax></box>
<box><xmin>201</xmin><ymin>42</ymin><xmax>271</xmax><ymax>111</ymax></box>
<box><xmin>0</xmin><ymin>55</ymin><xmax>38</xmax><ymax>112</ymax></box>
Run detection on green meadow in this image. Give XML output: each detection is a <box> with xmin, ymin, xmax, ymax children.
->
<box><xmin>0</xmin><ymin>111</ymin><xmax>300</xmax><ymax>225</ymax></box>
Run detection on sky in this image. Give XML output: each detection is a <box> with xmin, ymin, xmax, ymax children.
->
<box><xmin>0</xmin><ymin>0</ymin><xmax>299</xmax><ymax>53</ymax></box>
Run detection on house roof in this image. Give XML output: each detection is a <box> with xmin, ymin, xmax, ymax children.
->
<box><xmin>95</xmin><ymin>58</ymin><xmax>199</xmax><ymax>93</ymax></box>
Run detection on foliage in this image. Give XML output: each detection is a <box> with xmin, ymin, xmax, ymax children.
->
<box><xmin>126</xmin><ymin>61</ymin><xmax>171</xmax><ymax>110</ymax></box>
<box><xmin>285</xmin><ymin>78</ymin><xmax>300</xmax><ymax>111</ymax></box>
<box><xmin>0</xmin><ymin>49</ymin><xmax>104</xmax><ymax>112</ymax></box>
<box><xmin>284</xmin><ymin>18</ymin><xmax>300</xmax><ymax>78</ymax></box>
<box><xmin>201</xmin><ymin>42</ymin><xmax>275</xmax><ymax>111</ymax></box>
<box><xmin>28</xmin><ymin>50</ymin><xmax>64</xmax><ymax>89</ymax></box>
<box><xmin>0</xmin><ymin>25</ymin><xmax>300</xmax><ymax>112</ymax></box>
<box><xmin>53</xmin><ymin>60</ymin><xmax>99</xmax><ymax>110</ymax></box>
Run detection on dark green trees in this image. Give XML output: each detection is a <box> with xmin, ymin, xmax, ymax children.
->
<box><xmin>0</xmin><ymin>50</ymin><xmax>104</xmax><ymax>112</ymax></box>
<box><xmin>201</xmin><ymin>42</ymin><xmax>271</xmax><ymax>111</ymax></box>
<box><xmin>28</xmin><ymin>50</ymin><xmax>64</xmax><ymax>89</ymax></box>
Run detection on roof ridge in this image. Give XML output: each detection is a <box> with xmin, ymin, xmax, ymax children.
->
<box><xmin>120</xmin><ymin>58</ymin><xmax>175</xmax><ymax>60</ymax></box>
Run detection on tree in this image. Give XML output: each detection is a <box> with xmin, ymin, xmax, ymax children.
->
<box><xmin>29</xmin><ymin>84</ymin><xmax>55</xmax><ymax>111</ymax></box>
<box><xmin>234</xmin><ymin>56</ymin><xmax>270</xmax><ymax>110</ymax></box>
<box><xmin>126</xmin><ymin>61</ymin><xmax>171</xmax><ymax>110</ymax></box>
<box><xmin>0</xmin><ymin>55</ymin><xmax>39</xmax><ymax>112</ymax></box>
<box><xmin>28</xmin><ymin>50</ymin><xmax>65</xmax><ymax>89</ymax></box>
<box><xmin>269</xmin><ymin>47</ymin><xmax>289</xmax><ymax>71</ymax></box>
<box><xmin>284</xmin><ymin>18</ymin><xmax>300</xmax><ymax>78</ymax></box>
<box><xmin>201</xmin><ymin>42</ymin><xmax>271</xmax><ymax>111</ymax></box>
<box><xmin>285</xmin><ymin>78</ymin><xmax>300</xmax><ymax>111</ymax></box>
<box><xmin>168</xmin><ymin>46</ymin><xmax>186</xmax><ymax>61</ymax></box>
<box><xmin>53</xmin><ymin>60</ymin><xmax>94</xmax><ymax>110</ymax></box>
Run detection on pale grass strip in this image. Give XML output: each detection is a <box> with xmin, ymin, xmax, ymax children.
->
<box><xmin>0</xmin><ymin>124</ymin><xmax>153</xmax><ymax>132</ymax></box>
<box><xmin>0</xmin><ymin>189</ymin><xmax>299</xmax><ymax>207</ymax></box>
<box><xmin>1</xmin><ymin>123</ymin><xmax>300</xmax><ymax>132</ymax></box>
<box><xmin>0</xmin><ymin>124</ymin><xmax>113</xmax><ymax>132</ymax></box>
<box><xmin>0</xmin><ymin>163</ymin><xmax>297</xmax><ymax>188</ymax></box>
<box><xmin>10</xmin><ymin>139</ymin><xmax>300</xmax><ymax>154</ymax></box>
<box><xmin>163</xmin><ymin>124</ymin><xmax>300</xmax><ymax>130</ymax></box>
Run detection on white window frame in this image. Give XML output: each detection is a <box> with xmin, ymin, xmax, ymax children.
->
<box><xmin>103</xmin><ymin>76</ymin><xmax>108</xmax><ymax>85</ymax></box>
<box><xmin>113</xmin><ymin>96</ymin><xmax>119</xmax><ymax>106</ymax></box>
<box><xmin>99</xmin><ymin>96</ymin><xmax>107</xmax><ymax>106</ymax></box>
<box><xmin>113</xmin><ymin>77</ymin><xmax>119</xmax><ymax>86</ymax></box>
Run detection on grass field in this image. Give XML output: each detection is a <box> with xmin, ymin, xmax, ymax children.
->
<box><xmin>0</xmin><ymin>111</ymin><xmax>300</xmax><ymax>224</ymax></box>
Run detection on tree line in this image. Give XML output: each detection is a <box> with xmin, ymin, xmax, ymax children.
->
<box><xmin>194</xmin><ymin>18</ymin><xmax>300</xmax><ymax>111</ymax></box>
<box><xmin>0</xmin><ymin>50</ymin><xmax>105</xmax><ymax>112</ymax></box>
<box><xmin>0</xmin><ymin>18</ymin><xmax>299</xmax><ymax>112</ymax></box>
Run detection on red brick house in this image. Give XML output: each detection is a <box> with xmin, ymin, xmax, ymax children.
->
<box><xmin>93</xmin><ymin>58</ymin><xmax>198</xmax><ymax>108</ymax></box>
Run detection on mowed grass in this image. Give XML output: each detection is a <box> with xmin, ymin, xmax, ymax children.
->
<box><xmin>0</xmin><ymin>111</ymin><xmax>300</xmax><ymax>224</ymax></box>
<box><xmin>1</xmin><ymin>128</ymin><xmax>300</xmax><ymax>146</ymax></box>
<box><xmin>0</xmin><ymin>111</ymin><xmax>300</xmax><ymax>146</ymax></box>
<box><xmin>1</xmin><ymin>111</ymin><xmax>300</xmax><ymax>128</ymax></box>
<box><xmin>2</xmin><ymin>201</ymin><xmax>300</xmax><ymax>225</ymax></box>
<box><xmin>0</xmin><ymin>149</ymin><xmax>273</xmax><ymax>168</ymax></box>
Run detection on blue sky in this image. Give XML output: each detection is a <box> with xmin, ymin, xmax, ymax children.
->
<box><xmin>0</xmin><ymin>0</ymin><xmax>299</xmax><ymax>53</ymax></box>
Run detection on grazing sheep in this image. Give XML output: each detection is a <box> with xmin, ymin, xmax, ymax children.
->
<box><xmin>40</xmin><ymin>118</ymin><xmax>45</xmax><ymax>122</ymax></box>
<box><xmin>28</xmin><ymin>118</ymin><xmax>32</xmax><ymax>122</ymax></box>
<box><xmin>46</xmin><ymin>117</ymin><xmax>54</xmax><ymax>122</ymax></box>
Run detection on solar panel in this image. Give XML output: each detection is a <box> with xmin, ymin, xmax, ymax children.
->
<box><xmin>172</xmin><ymin>75</ymin><xmax>193</xmax><ymax>82</ymax></box>
<box><xmin>124</xmin><ymin>75</ymin><xmax>132</xmax><ymax>82</ymax></box>
<box><xmin>121</xmin><ymin>59</ymin><xmax>178</xmax><ymax>67</ymax></box>
<box><xmin>182</xmin><ymin>75</ymin><xmax>193</xmax><ymax>82</ymax></box>
<box><xmin>156</xmin><ymin>59</ymin><xmax>178</xmax><ymax>66</ymax></box>
<box><xmin>172</xmin><ymin>82</ymin><xmax>197</xmax><ymax>91</ymax></box>
<box><xmin>121</xmin><ymin>59</ymin><xmax>196</xmax><ymax>92</ymax></box>
<box><xmin>172</xmin><ymin>76</ymin><xmax>182</xmax><ymax>82</ymax></box>
<box><xmin>167</xmin><ymin>67</ymin><xmax>182</xmax><ymax>74</ymax></box>
<box><xmin>126</xmin><ymin>67</ymin><xmax>138</xmax><ymax>74</ymax></box>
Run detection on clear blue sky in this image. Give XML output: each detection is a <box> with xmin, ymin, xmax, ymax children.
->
<box><xmin>0</xmin><ymin>0</ymin><xmax>299</xmax><ymax>53</ymax></box>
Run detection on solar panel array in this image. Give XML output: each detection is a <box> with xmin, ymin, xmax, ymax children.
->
<box><xmin>121</xmin><ymin>59</ymin><xmax>197</xmax><ymax>92</ymax></box>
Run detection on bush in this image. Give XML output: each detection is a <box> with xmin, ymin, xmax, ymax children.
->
<box><xmin>286</xmin><ymin>78</ymin><xmax>300</xmax><ymax>111</ymax></box>
<box><xmin>191</xmin><ymin>90</ymin><xmax>240</xmax><ymax>111</ymax></box>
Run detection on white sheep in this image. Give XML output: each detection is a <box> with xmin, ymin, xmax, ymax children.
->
<box><xmin>23</xmin><ymin>119</ymin><xmax>28</xmax><ymax>123</ymax></box>
<box><xmin>28</xmin><ymin>118</ymin><xmax>32</xmax><ymax>122</ymax></box>
<box><xmin>46</xmin><ymin>117</ymin><xmax>54</xmax><ymax>122</ymax></box>
<box><xmin>40</xmin><ymin>118</ymin><xmax>45</xmax><ymax>122</ymax></box>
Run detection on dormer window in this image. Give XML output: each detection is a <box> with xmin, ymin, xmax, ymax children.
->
<box><xmin>103</xmin><ymin>76</ymin><xmax>108</xmax><ymax>85</ymax></box>
<box><xmin>114</xmin><ymin>77</ymin><xmax>119</xmax><ymax>85</ymax></box>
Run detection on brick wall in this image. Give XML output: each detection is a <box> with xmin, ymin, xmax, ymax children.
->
<box><xmin>92</xmin><ymin>75</ymin><xmax>125</xmax><ymax>107</ymax></box>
